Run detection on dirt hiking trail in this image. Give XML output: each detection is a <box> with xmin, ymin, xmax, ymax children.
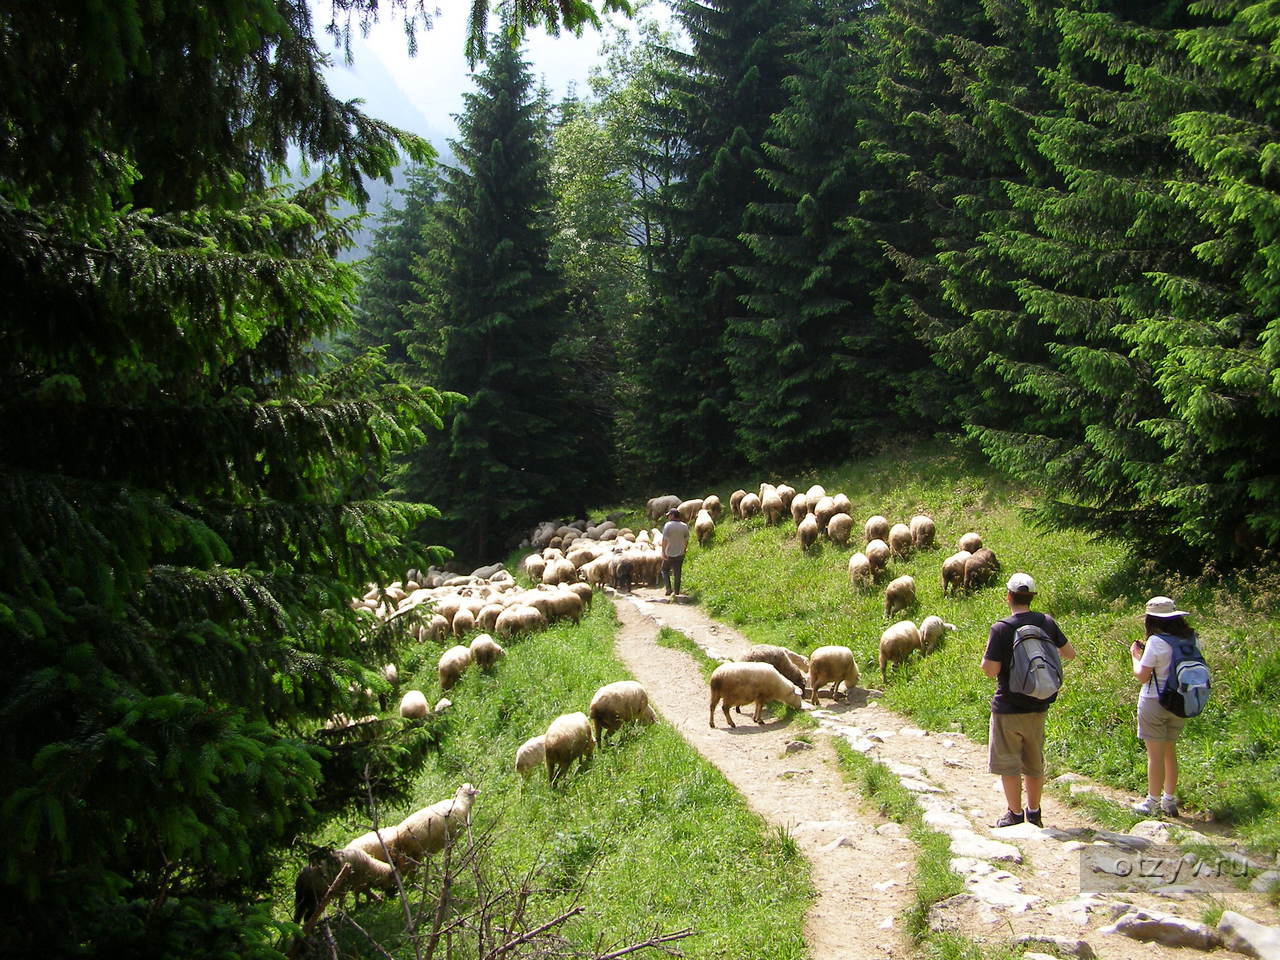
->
<box><xmin>606</xmin><ymin>585</ymin><xmax>1276</xmax><ymax>960</ymax></box>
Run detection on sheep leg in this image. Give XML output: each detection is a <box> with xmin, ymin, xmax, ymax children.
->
<box><xmin>722</xmin><ymin>701</ymin><xmax>737</xmax><ymax>728</ymax></box>
<box><xmin>709</xmin><ymin>695</ymin><xmax>720</xmax><ymax>728</ymax></box>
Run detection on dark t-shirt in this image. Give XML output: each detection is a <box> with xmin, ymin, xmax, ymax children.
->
<box><xmin>984</xmin><ymin>610</ymin><xmax>1069</xmax><ymax>714</ymax></box>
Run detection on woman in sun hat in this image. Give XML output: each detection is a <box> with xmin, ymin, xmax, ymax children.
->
<box><xmin>1129</xmin><ymin>595</ymin><xmax>1195</xmax><ymax>816</ymax></box>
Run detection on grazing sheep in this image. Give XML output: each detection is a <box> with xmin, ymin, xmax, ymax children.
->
<box><xmin>878</xmin><ymin>620</ymin><xmax>922</xmax><ymax>682</ymax></box>
<box><xmin>807</xmin><ymin>646</ymin><xmax>861</xmax><ymax>705</ymax></box>
<box><xmin>695</xmin><ymin>508</ymin><xmax>715</xmax><ymax>546</ymax></box>
<box><xmin>739</xmin><ymin>492</ymin><xmax>762</xmax><ymax>518</ymax></box>
<box><xmin>294</xmin><ymin>846</ymin><xmax>397</xmax><ymax>921</ymax></box>
<box><xmin>399</xmin><ymin>689</ymin><xmax>429</xmax><ymax>719</ymax></box>
<box><xmin>469</xmin><ymin>633</ymin><xmax>506</xmax><ymax>669</ymax></box>
<box><xmin>865</xmin><ymin>538</ymin><xmax>890</xmax><ymax>572</ymax></box>
<box><xmin>888</xmin><ymin>523</ymin><xmax>914</xmax><ymax>560</ymax></box>
<box><xmin>797</xmin><ymin>513</ymin><xmax>819</xmax><ymax>552</ymax></box>
<box><xmin>909</xmin><ymin>514</ymin><xmax>936</xmax><ymax>550</ymax></box>
<box><xmin>451</xmin><ymin>607</ymin><xmax>476</xmax><ymax>637</ymax></box>
<box><xmin>477</xmin><ymin>603</ymin><xmax>504</xmax><ymax>631</ymax></box>
<box><xmin>588</xmin><ymin>680</ymin><xmax>657</xmax><ymax>744</ymax></box>
<box><xmin>386</xmin><ymin>783</ymin><xmax>479</xmax><ymax>868</ymax></box>
<box><xmin>419</xmin><ymin>614</ymin><xmax>450</xmax><ymax>643</ymax></box>
<box><xmin>567</xmin><ymin>581</ymin><xmax>593</xmax><ymax>608</ymax></box>
<box><xmin>831</xmin><ymin>493</ymin><xmax>851</xmax><ymax>515</ymax></box>
<box><xmin>790</xmin><ymin>493</ymin><xmax>808</xmax><ymax>525</ymax></box>
<box><xmin>762</xmin><ymin>489</ymin><xmax>785</xmax><ymax>525</ymax></box>
<box><xmin>826</xmin><ymin>512</ymin><xmax>853</xmax><ymax>547</ymax></box>
<box><xmin>865</xmin><ymin>515</ymin><xmax>890</xmax><ymax>543</ymax></box>
<box><xmin>962</xmin><ymin>548</ymin><xmax>1000</xmax><ymax>591</ymax></box>
<box><xmin>958</xmin><ymin>531</ymin><xmax>983</xmax><ymax>553</ymax></box>
<box><xmin>544</xmin><ymin>712</ymin><xmax>595</xmax><ymax>784</ymax></box>
<box><xmin>941</xmin><ymin>550</ymin><xmax>972</xmax><ymax>595</ymax></box>
<box><xmin>522</xmin><ymin>552</ymin><xmax>547</xmax><ymax>581</ymax></box>
<box><xmin>514</xmin><ymin>735</ymin><xmax>546</xmax><ymax>779</ymax></box>
<box><xmin>848</xmin><ymin>551</ymin><xmax>874</xmax><ymax>587</ymax></box>
<box><xmin>884</xmin><ymin>574</ymin><xmax>916</xmax><ymax>618</ymax></box>
<box><xmin>758</xmin><ymin>481</ymin><xmax>777</xmax><ymax>503</ymax></box>
<box><xmin>677</xmin><ymin>498</ymin><xmax>704</xmax><ymax>524</ymax></box>
<box><xmin>494</xmin><ymin>604</ymin><xmax>546</xmax><ymax>637</ymax></box>
<box><xmin>647</xmin><ymin>495</ymin><xmax>681</xmax><ymax>521</ymax></box>
<box><xmin>783</xmin><ymin>647</ymin><xmax>810</xmax><ymax>675</ymax></box>
<box><xmin>919</xmin><ymin>615</ymin><xmax>957</xmax><ymax>653</ymax></box>
<box><xmin>729</xmin><ymin>489</ymin><xmax>747</xmax><ymax>518</ymax></box>
<box><xmin>805</xmin><ymin>484</ymin><xmax>827</xmax><ymax>504</ymax></box>
<box><xmin>381</xmin><ymin>663</ymin><xmax>399</xmax><ymax>686</ymax></box>
<box><xmin>437</xmin><ymin>645</ymin><xmax>473</xmax><ymax>690</ymax></box>
<box><xmin>708</xmin><ymin>661</ymin><xmax>803</xmax><ymax>728</ymax></box>
<box><xmin>813</xmin><ymin>496</ymin><xmax>837</xmax><ymax>533</ymax></box>
<box><xmin>741</xmin><ymin>644</ymin><xmax>806</xmax><ymax>688</ymax></box>
<box><xmin>703</xmin><ymin>494</ymin><xmax>722</xmax><ymax>521</ymax></box>
<box><xmin>776</xmin><ymin>484</ymin><xmax>797</xmax><ymax>511</ymax></box>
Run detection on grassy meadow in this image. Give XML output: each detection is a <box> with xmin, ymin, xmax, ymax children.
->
<box><xmin>298</xmin><ymin>600</ymin><xmax>812</xmax><ymax>958</ymax></box>
<box><xmin>622</xmin><ymin>440</ymin><xmax>1280</xmax><ymax>854</ymax></box>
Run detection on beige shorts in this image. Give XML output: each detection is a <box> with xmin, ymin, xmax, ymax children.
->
<box><xmin>1138</xmin><ymin>697</ymin><xmax>1186</xmax><ymax>742</ymax></box>
<box><xmin>988</xmin><ymin>711</ymin><xmax>1047</xmax><ymax>778</ymax></box>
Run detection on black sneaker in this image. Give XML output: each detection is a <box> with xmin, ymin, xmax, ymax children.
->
<box><xmin>1024</xmin><ymin>807</ymin><xmax>1042</xmax><ymax>827</ymax></box>
<box><xmin>994</xmin><ymin>809</ymin><xmax>1025</xmax><ymax>828</ymax></box>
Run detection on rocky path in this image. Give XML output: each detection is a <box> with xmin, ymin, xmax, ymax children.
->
<box><xmin>607</xmin><ymin>586</ymin><xmax>1278</xmax><ymax>960</ymax></box>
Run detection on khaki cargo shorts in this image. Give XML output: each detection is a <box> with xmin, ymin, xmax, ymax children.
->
<box><xmin>988</xmin><ymin>711</ymin><xmax>1047</xmax><ymax>778</ymax></box>
<box><xmin>1138</xmin><ymin>697</ymin><xmax>1186</xmax><ymax>742</ymax></box>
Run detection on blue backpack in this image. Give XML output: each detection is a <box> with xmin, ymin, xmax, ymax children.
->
<box><xmin>1156</xmin><ymin>633</ymin><xmax>1211</xmax><ymax>718</ymax></box>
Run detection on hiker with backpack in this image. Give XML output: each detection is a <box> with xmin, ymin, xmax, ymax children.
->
<box><xmin>1129</xmin><ymin>595</ymin><xmax>1210</xmax><ymax>817</ymax></box>
<box><xmin>981</xmin><ymin>572</ymin><xmax>1077</xmax><ymax>828</ymax></box>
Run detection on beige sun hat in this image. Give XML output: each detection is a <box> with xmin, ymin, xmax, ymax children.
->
<box><xmin>1144</xmin><ymin>595</ymin><xmax>1190</xmax><ymax>618</ymax></box>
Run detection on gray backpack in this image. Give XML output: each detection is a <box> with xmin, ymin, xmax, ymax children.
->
<box><xmin>1009</xmin><ymin>622</ymin><xmax>1063</xmax><ymax>700</ymax></box>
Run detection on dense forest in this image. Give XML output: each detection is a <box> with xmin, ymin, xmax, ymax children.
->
<box><xmin>3</xmin><ymin>0</ymin><xmax>1279</xmax><ymax>955</ymax></box>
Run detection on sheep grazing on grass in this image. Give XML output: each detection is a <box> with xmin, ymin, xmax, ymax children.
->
<box><xmin>381</xmin><ymin>663</ymin><xmax>398</xmax><ymax>687</ymax></box>
<box><xmin>451</xmin><ymin>607</ymin><xmax>476</xmax><ymax>637</ymax></box>
<box><xmin>469</xmin><ymin>633</ymin><xmax>506</xmax><ymax>669</ymax></box>
<box><xmin>730</xmin><ymin>489</ymin><xmax>747</xmax><ymax>518</ymax></box>
<box><xmin>831</xmin><ymin>493</ymin><xmax>851</xmax><ymax>515</ymax></box>
<box><xmin>677</xmin><ymin>498</ymin><xmax>704</xmax><ymax>523</ymax></box>
<box><xmin>708</xmin><ymin>662</ymin><xmax>803</xmax><ymax>728</ymax></box>
<box><xmin>739</xmin><ymin>492</ymin><xmax>762</xmax><ymax>518</ymax></box>
<box><xmin>695</xmin><ymin>508</ymin><xmax>715</xmax><ymax>546</ymax></box>
<box><xmin>865</xmin><ymin>538</ymin><xmax>890</xmax><ymax>573</ymax></box>
<box><xmin>919</xmin><ymin>615</ymin><xmax>957</xmax><ymax>653</ymax></box>
<box><xmin>848</xmin><ymin>551</ymin><xmax>873</xmax><ymax>587</ymax></box>
<box><xmin>494</xmin><ymin>604</ymin><xmax>546</xmax><ymax>638</ymax></box>
<box><xmin>545</xmin><ymin>712</ymin><xmax>595</xmax><ymax>784</ymax></box>
<box><xmin>805</xmin><ymin>484</ymin><xmax>826</xmax><ymax>503</ymax></box>
<box><xmin>941</xmin><ymin>550</ymin><xmax>972</xmax><ymax>595</ymax></box>
<box><xmin>477</xmin><ymin>603</ymin><xmax>504</xmax><ymax>631</ymax></box>
<box><xmin>647</xmin><ymin>494</ymin><xmax>681</xmax><ymax>521</ymax></box>
<box><xmin>437</xmin><ymin>645</ymin><xmax>473</xmax><ymax>690</ymax></box>
<box><xmin>703</xmin><ymin>494</ymin><xmax>722</xmax><ymax>521</ymax></box>
<box><xmin>884</xmin><ymin>574</ymin><xmax>916</xmax><ymax>618</ymax></box>
<box><xmin>419</xmin><ymin>614</ymin><xmax>449</xmax><ymax>643</ymax></box>
<box><xmin>758</xmin><ymin>481</ymin><xmax>777</xmax><ymax>503</ymax></box>
<box><xmin>797</xmin><ymin>513</ymin><xmax>819</xmax><ymax>552</ymax></box>
<box><xmin>741</xmin><ymin>644</ymin><xmax>807</xmax><ymax>688</ymax></box>
<box><xmin>813</xmin><ymin>496</ymin><xmax>837</xmax><ymax>533</ymax></box>
<box><xmin>910</xmin><ymin>514</ymin><xmax>936</xmax><ymax>550</ymax></box>
<box><xmin>888</xmin><ymin>523</ymin><xmax>914</xmax><ymax>560</ymax></box>
<box><xmin>293</xmin><ymin>846</ymin><xmax>397</xmax><ymax>922</ymax></box>
<box><xmin>589</xmin><ymin>680</ymin><xmax>657</xmax><ymax>745</ymax></box>
<box><xmin>515</xmin><ymin>735</ymin><xmax>546</xmax><ymax>779</ymax></box>
<box><xmin>384</xmin><ymin>783</ymin><xmax>479</xmax><ymax>870</ymax></box>
<box><xmin>807</xmin><ymin>645</ymin><xmax>861</xmax><ymax>705</ymax></box>
<box><xmin>776</xmin><ymin>484</ymin><xmax>797</xmax><ymax>511</ymax></box>
<box><xmin>958</xmin><ymin>531</ymin><xmax>983</xmax><ymax>554</ymax></box>
<box><xmin>962</xmin><ymin>547</ymin><xmax>1000</xmax><ymax>592</ymax></box>
<box><xmin>826</xmin><ymin>512</ymin><xmax>853</xmax><ymax>547</ymax></box>
<box><xmin>790</xmin><ymin>493</ymin><xmax>808</xmax><ymax>525</ymax></box>
<box><xmin>878</xmin><ymin>620</ymin><xmax>922</xmax><ymax>682</ymax></box>
<box><xmin>762</xmin><ymin>489</ymin><xmax>785</xmax><ymax>525</ymax></box>
<box><xmin>865</xmin><ymin>515</ymin><xmax>890</xmax><ymax>543</ymax></box>
<box><xmin>399</xmin><ymin>689</ymin><xmax>429</xmax><ymax>719</ymax></box>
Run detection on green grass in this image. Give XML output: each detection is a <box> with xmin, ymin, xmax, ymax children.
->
<box><xmin>680</xmin><ymin>439</ymin><xmax>1280</xmax><ymax>855</ymax></box>
<box><xmin>296</xmin><ymin>600</ymin><xmax>813</xmax><ymax>958</ymax></box>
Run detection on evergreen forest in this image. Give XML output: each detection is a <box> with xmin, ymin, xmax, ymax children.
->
<box><xmin>4</xmin><ymin>0</ymin><xmax>1280</xmax><ymax>956</ymax></box>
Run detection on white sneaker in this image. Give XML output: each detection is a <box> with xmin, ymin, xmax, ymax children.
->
<box><xmin>1131</xmin><ymin>796</ymin><xmax>1158</xmax><ymax>815</ymax></box>
<box><xmin>1161</xmin><ymin>796</ymin><xmax>1179</xmax><ymax>817</ymax></box>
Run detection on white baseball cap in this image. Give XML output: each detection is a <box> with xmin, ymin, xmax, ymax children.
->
<box><xmin>1006</xmin><ymin>572</ymin><xmax>1036</xmax><ymax>595</ymax></box>
<box><xmin>1144</xmin><ymin>596</ymin><xmax>1190</xmax><ymax>618</ymax></box>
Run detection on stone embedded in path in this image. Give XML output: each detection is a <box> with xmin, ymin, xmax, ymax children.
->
<box><xmin>784</xmin><ymin>740</ymin><xmax>813</xmax><ymax>754</ymax></box>
<box><xmin>1126</xmin><ymin>820</ymin><xmax>1173</xmax><ymax>843</ymax></box>
<box><xmin>898</xmin><ymin>726</ymin><xmax>928</xmax><ymax>737</ymax></box>
<box><xmin>821</xmin><ymin>836</ymin><xmax>854</xmax><ymax>853</ymax></box>
<box><xmin>926</xmin><ymin>894</ymin><xmax>979</xmax><ymax>933</ymax></box>
<box><xmin>995</xmin><ymin>821</ymin><xmax>1052</xmax><ymax>841</ymax></box>
<box><xmin>1218</xmin><ymin>910</ymin><xmax>1280</xmax><ymax>960</ymax></box>
<box><xmin>876</xmin><ymin>822</ymin><xmax>904</xmax><ymax>837</ymax></box>
<box><xmin>1093</xmin><ymin>830</ymin><xmax>1153</xmax><ymax>850</ymax></box>
<box><xmin>949</xmin><ymin>829</ymin><xmax>1022</xmax><ymax>863</ymax></box>
<box><xmin>1101</xmin><ymin>906</ymin><xmax>1223</xmax><ymax>951</ymax></box>
<box><xmin>949</xmin><ymin>857</ymin><xmax>993</xmax><ymax>877</ymax></box>
<box><xmin>884</xmin><ymin>760</ymin><xmax>923</xmax><ymax>778</ymax></box>
<box><xmin>964</xmin><ymin>868</ymin><xmax>1038</xmax><ymax>913</ymax></box>
<box><xmin>1054</xmin><ymin>772</ymin><xmax>1088</xmax><ymax>785</ymax></box>
<box><xmin>1252</xmin><ymin>871</ymin><xmax>1280</xmax><ymax>894</ymax></box>
<box><xmin>923</xmin><ymin>808</ymin><xmax>969</xmax><ymax>831</ymax></box>
<box><xmin>1014</xmin><ymin>934</ymin><xmax>1096</xmax><ymax>959</ymax></box>
<box><xmin>900</xmin><ymin>777</ymin><xmax>941</xmax><ymax>794</ymax></box>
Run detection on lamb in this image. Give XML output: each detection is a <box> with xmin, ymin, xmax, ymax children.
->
<box><xmin>703</xmin><ymin>494</ymin><xmax>722</xmax><ymax>521</ymax></box>
<box><xmin>695</xmin><ymin>508</ymin><xmax>715</xmax><ymax>546</ymax></box>
<box><xmin>469</xmin><ymin>633</ymin><xmax>506</xmax><ymax>669</ymax></box>
<box><xmin>544</xmin><ymin>712</ymin><xmax>596</xmax><ymax>784</ymax></box>
<box><xmin>888</xmin><ymin>523</ymin><xmax>914</xmax><ymax>560</ymax></box>
<box><xmin>941</xmin><ymin>550</ymin><xmax>972</xmax><ymax>596</ymax></box>
<box><xmin>807</xmin><ymin>645</ymin><xmax>861</xmax><ymax>705</ymax></box>
<box><xmin>865</xmin><ymin>515</ymin><xmax>890</xmax><ymax>543</ymax></box>
<box><xmin>588</xmin><ymin>680</ymin><xmax>658</xmax><ymax>745</ymax></box>
<box><xmin>729</xmin><ymin>489</ymin><xmax>747</xmax><ymax>518</ymax></box>
<box><xmin>797</xmin><ymin>513</ymin><xmax>819</xmax><ymax>552</ymax></box>
<box><xmin>884</xmin><ymin>574</ymin><xmax>916</xmax><ymax>618</ymax></box>
<box><xmin>878</xmin><ymin>620</ymin><xmax>922</xmax><ymax>682</ymax></box>
<box><xmin>790</xmin><ymin>493</ymin><xmax>808</xmax><ymax>525</ymax></box>
<box><xmin>399</xmin><ymin>689</ymin><xmax>429</xmax><ymax>719</ymax></box>
<box><xmin>958</xmin><ymin>531</ymin><xmax>983</xmax><ymax>553</ymax></box>
<box><xmin>437</xmin><ymin>644</ymin><xmax>473</xmax><ymax>690</ymax></box>
<box><xmin>739</xmin><ymin>492</ymin><xmax>762</xmax><ymax>518</ymax></box>
<box><xmin>708</xmin><ymin>661</ymin><xmax>803</xmax><ymax>728</ymax></box>
<box><xmin>740</xmin><ymin>644</ymin><xmax>806</xmax><ymax>688</ymax></box>
<box><xmin>848</xmin><ymin>551</ymin><xmax>873</xmax><ymax>587</ymax></box>
<box><xmin>762</xmin><ymin>488</ymin><xmax>785</xmax><ymax>525</ymax></box>
<box><xmin>514</xmin><ymin>735</ymin><xmax>546</xmax><ymax>779</ymax></box>
<box><xmin>865</xmin><ymin>538</ymin><xmax>890</xmax><ymax>573</ymax></box>
<box><xmin>962</xmin><ymin>547</ymin><xmax>1000</xmax><ymax>592</ymax></box>
<box><xmin>826</xmin><ymin>512</ymin><xmax>853</xmax><ymax>546</ymax></box>
<box><xmin>677</xmin><ymin>498</ymin><xmax>704</xmax><ymax>523</ymax></box>
<box><xmin>909</xmin><ymin>514</ymin><xmax>936</xmax><ymax>550</ymax></box>
<box><xmin>919</xmin><ymin>615</ymin><xmax>957</xmax><ymax>653</ymax></box>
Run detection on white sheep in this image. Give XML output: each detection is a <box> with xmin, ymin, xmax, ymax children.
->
<box><xmin>831</xmin><ymin>493</ymin><xmax>851</xmax><ymax>515</ymax></box>
<box><xmin>293</xmin><ymin>846</ymin><xmax>397</xmax><ymax>921</ymax></box>
<box><xmin>740</xmin><ymin>644</ymin><xmax>807</xmax><ymax>689</ymax></box>
<box><xmin>941</xmin><ymin>550</ymin><xmax>972</xmax><ymax>596</ymax></box>
<box><xmin>909</xmin><ymin>514</ymin><xmax>936</xmax><ymax>550</ymax></box>
<box><xmin>848</xmin><ymin>551</ymin><xmax>873</xmax><ymax>587</ymax></box>
<box><xmin>677</xmin><ymin>498</ymin><xmax>704</xmax><ymax>523</ymax></box>
<box><xmin>813</xmin><ymin>495</ymin><xmax>837</xmax><ymax>532</ymax></box>
<box><xmin>739</xmin><ymin>491</ymin><xmax>762</xmax><ymax>518</ymax></box>
<box><xmin>826</xmin><ymin>512</ymin><xmax>853</xmax><ymax>546</ymax></box>
<box><xmin>776</xmin><ymin>484</ymin><xmax>797</xmax><ymax>511</ymax></box>
<box><xmin>703</xmin><ymin>494</ymin><xmax>723</xmax><ymax>521</ymax></box>
<box><xmin>399</xmin><ymin>689</ymin><xmax>429</xmax><ymax>719</ymax></box>
<box><xmin>729</xmin><ymin>489</ymin><xmax>747</xmax><ymax>518</ymax></box>
<box><xmin>878</xmin><ymin>620</ymin><xmax>922</xmax><ymax>682</ymax></box>
<box><xmin>865</xmin><ymin>515</ymin><xmax>890</xmax><ymax>543</ymax></box>
<box><xmin>884</xmin><ymin>574</ymin><xmax>916</xmax><ymax>618</ymax></box>
<box><xmin>762</xmin><ymin>489</ymin><xmax>785</xmax><ymax>525</ymax></box>
<box><xmin>385</xmin><ymin>783</ymin><xmax>479</xmax><ymax>870</ymax></box>
<box><xmin>790</xmin><ymin>492</ymin><xmax>808</xmax><ymax>525</ymax></box>
<box><xmin>919</xmin><ymin>615</ymin><xmax>957</xmax><ymax>653</ymax></box>
<box><xmin>451</xmin><ymin>607</ymin><xmax>476</xmax><ymax>637</ymax></box>
<box><xmin>514</xmin><ymin>735</ymin><xmax>546</xmax><ymax>779</ymax></box>
<box><xmin>469</xmin><ymin>633</ymin><xmax>506</xmax><ymax>669</ymax></box>
<box><xmin>804</xmin><ymin>484</ymin><xmax>827</xmax><ymax>504</ymax></box>
<box><xmin>888</xmin><ymin>523</ymin><xmax>914</xmax><ymax>560</ymax></box>
<box><xmin>807</xmin><ymin>646</ymin><xmax>861</xmax><ymax>705</ymax></box>
<box><xmin>958</xmin><ymin>531</ymin><xmax>983</xmax><ymax>554</ymax></box>
<box><xmin>865</xmin><ymin>538</ymin><xmax>890</xmax><ymax>572</ymax></box>
<box><xmin>695</xmin><ymin>508</ymin><xmax>715</xmax><ymax>546</ymax></box>
<box><xmin>437</xmin><ymin>644</ymin><xmax>473</xmax><ymax>690</ymax></box>
<box><xmin>797</xmin><ymin>513</ymin><xmax>819</xmax><ymax>552</ymax></box>
<box><xmin>588</xmin><ymin>680</ymin><xmax>657</xmax><ymax>745</ymax></box>
<box><xmin>962</xmin><ymin>547</ymin><xmax>1000</xmax><ymax>592</ymax></box>
<box><xmin>545</xmin><ymin>712</ymin><xmax>595</xmax><ymax>784</ymax></box>
<box><xmin>708</xmin><ymin>661</ymin><xmax>803</xmax><ymax>728</ymax></box>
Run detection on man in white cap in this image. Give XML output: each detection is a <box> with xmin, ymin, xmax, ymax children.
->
<box><xmin>981</xmin><ymin>572</ymin><xmax>1076</xmax><ymax>827</ymax></box>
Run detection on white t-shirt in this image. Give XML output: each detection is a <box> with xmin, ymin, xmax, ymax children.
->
<box><xmin>661</xmin><ymin>520</ymin><xmax>689</xmax><ymax>558</ymax></box>
<box><xmin>1138</xmin><ymin>635</ymin><xmax>1174</xmax><ymax>701</ymax></box>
